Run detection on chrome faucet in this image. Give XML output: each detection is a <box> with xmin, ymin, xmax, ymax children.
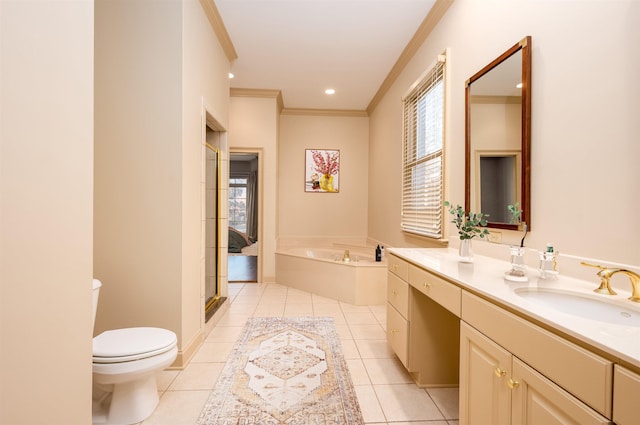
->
<box><xmin>582</xmin><ymin>262</ymin><xmax>640</xmax><ymax>302</ymax></box>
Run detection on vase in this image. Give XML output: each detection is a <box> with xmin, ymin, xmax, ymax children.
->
<box><xmin>319</xmin><ymin>174</ymin><xmax>334</xmax><ymax>192</ymax></box>
<box><xmin>458</xmin><ymin>239</ymin><xmax>473</xmax><ymax>263</ymax></box>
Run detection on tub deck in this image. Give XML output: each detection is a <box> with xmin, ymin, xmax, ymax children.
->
<box><xmin>275</xmin><ymin>249</ymin><xmax>387</xmax><ymax>305</ymax></box>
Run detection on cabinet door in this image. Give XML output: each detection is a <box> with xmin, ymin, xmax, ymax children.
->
<box><xmin>386</xmin><ymin>303</ymin><xmax>409</xmax><ymax>368</ymax></box>
<box><xmin>511</xmin><ymin>358</ymin><xmax>611</xmax><ymax>425</ymax></box>
<box><xmin>613</xmin><ymin>365</ymin><xmax>640</xmax><ymax>425</ymax></box>
<box><xmin>460</xmin><ymin>322</ymin><xmax>511</xmax><ymax>425</ymax></box>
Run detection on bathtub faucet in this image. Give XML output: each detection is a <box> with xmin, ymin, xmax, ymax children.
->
<box><xmin>342</xmin><ymin>250</ymin><xmax>351</xmax><ymax>263</ymax></box>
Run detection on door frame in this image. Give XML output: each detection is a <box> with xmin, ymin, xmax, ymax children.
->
<box><xmin>229</xmin><ymin>148</ymin><xmax>263</xmax><ymax>283</ymax></box>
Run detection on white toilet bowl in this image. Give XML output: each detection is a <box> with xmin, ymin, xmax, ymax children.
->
<box><xmin>92</xmin><ymin>280</ymin><xmax>178</xmax><ymax>425</ymax></box>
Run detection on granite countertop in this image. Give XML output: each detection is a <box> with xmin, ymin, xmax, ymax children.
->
<box><xmin>388</xmin><ymin>247</ymin><xmax>640</xmax><ymax>370</ymax></box>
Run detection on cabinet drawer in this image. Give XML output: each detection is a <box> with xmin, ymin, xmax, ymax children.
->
<box><xmin>512</xmin><ymin>358</ymin><xmax>611</xmax><ymax>425</ymax></box>
<box><xmin>613</xmin><ymin>365</ymin><xmax>640</xmax><ymax>425</ymax></box>
<box><xmin>387</xmin><ymin>272</ymin><xmax>409</xmax><ymax>318</ymax></box>
<box><xmin>388</xmin><ymin>254</ymin><xmax>409</xmax><ymax>281</ymax></box>
<box><xmin>409</xmin><ymin>264</ymin><xmax>461</xmax><ymax>317</ymax></box>
<box><xmin>386</xmin><ymin>303</ymin><xmax>409</xmax><ymax>368</ymax></box>
<box><xmin>462</xmin><ymin>291</ymin><xmax>613</xmax><ymax>418</ymax></box>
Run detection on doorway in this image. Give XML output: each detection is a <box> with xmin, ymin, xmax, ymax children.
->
<box><xmin>228</xmin><ymin>150</ymin><xmax>261</xmax><ymax>283</ymax></box>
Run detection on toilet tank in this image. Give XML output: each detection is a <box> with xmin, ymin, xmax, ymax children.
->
<box><xmin>92</xmin><ymin>279</ymin><xmax>102</xmax><ymax>331</ymax></box>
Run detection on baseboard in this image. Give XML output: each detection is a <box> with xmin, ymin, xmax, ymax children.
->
<box><xmin>169</xmin><ymin>330</ymin><xmax>203</xmax><ymax>369</ymax></box>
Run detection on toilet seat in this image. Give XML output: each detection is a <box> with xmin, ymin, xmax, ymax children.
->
<box><xmin>93</xmin><ymin>327</ymin><xmax>177</xmax><ymax>364</ymax></box>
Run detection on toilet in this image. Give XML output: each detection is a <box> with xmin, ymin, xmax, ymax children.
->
<box><xmin>92</xmin><ymin>279</ymin><xmax>178</xmax><ymax>425</ymax></box>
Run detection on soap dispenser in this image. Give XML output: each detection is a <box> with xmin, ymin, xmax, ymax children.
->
<box><xmin>538</xmin><ymin>243</ymin><xmax>559</xmax><ymax>279</ymax></box>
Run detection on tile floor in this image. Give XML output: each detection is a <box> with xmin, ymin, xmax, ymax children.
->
<box><xmin>141</xmin><ymin>283</ymin><xmax>459</xmax><ymax>425</ymax></box>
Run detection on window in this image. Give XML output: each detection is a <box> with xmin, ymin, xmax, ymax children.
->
<box><xmin>401</xmin><ymin>54</ymin><xmax>446</xmax><ymax>239</ymax></box>
<box><xmin>229</xmin><ymin>176</ymin><xmax>248</xmax><ymax>232</ymax></box>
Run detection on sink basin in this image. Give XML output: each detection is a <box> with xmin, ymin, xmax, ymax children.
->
<box><xmin>514</xmin><ymin>288</ymin><xmax>640</xmax><ymax>326</ymax></box>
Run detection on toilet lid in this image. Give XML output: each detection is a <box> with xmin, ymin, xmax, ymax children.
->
<box><xmin>93</xmin><ymin>327</ymin><xmax>177</xmax><ymax>363</ymax></box>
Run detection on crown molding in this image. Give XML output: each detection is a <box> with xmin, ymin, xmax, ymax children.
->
<box><xmin>366</xmin><ymin>0</ymin><xmax>454</xmax><ymax>115</ymax></box>
<box><xmin>281</xmin><ymin>108</ymin><xmax>368</xmax><ymax>117</ymax></box>
<box><xmin>229</xmin><ymin>89</ymin><xmax>368</xmax><ymax>117</ymax></box>
<box><xmin>230</xmin><ymin>88</ymin><xmax>284</xmax><ymax>112</ymax></box>
<box><xmin>199</xmin><ymin>0</ymin><xmax>238</xmax><ymax>63</ymax></box>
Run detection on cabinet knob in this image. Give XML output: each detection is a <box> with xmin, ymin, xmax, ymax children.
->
<box><xmin>392</xmin><ymin>290</ymin><xmax>397</xmax><ymax>296</ymax></box>
<box><xmin>494</xmin><ymin>368</ymin><xmax>506</xmax><ymax>378</ymax></box>
<box><xmin>423</xmin><ymin>282</ymin><xmax>431</xmax><ymax>290</ymax></box>
<box><xmin>390</xmin><ymin>329</ymin><xmax>398</xmax><ymax>335</ymax></box>
<box><xmin>392</xmin><ymin>265</ymin><xmax>398</xmax><ymax>271</ymax></box>
<box><xmin>507</xmin><ymin>378</ymin><xmax>520</xmax><ymax>389</ymax></box>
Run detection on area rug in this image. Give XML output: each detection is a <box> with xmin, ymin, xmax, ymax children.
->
<box><xmin>196</xmin><ymin>317</ymin><xmax>364</xmax><ymax>425</ymax></box>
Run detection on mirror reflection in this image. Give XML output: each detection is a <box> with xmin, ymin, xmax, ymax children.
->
<box><xmin>465</xmin><ymin>36</ymin><xmax>531</xmax><ymax>230</ymax></box>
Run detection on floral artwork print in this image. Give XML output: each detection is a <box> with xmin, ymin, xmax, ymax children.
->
<box><xmin>305</xmin><ymin>149</ymin><xmax>340</xmax><ymax>192</ymax></box>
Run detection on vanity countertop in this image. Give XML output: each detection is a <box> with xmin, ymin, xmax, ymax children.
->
<box><xmin>388</xmin><ymin>247</ymin><xmax>640</xmax><ymax>370</ymax></box>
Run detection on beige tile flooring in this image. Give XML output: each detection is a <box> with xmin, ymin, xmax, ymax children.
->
<box><xmin>141</xmin><ymin>283</ymin><xmax>459</xmax><ymax>425</ymax></box>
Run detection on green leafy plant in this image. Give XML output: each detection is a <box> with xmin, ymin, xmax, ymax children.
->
<box><xmin>508</xmin><ymin>202</ymin><xmax>528</xmax><ymax>247</ymax></box>
<box><xmin>507</xmin><ymin>202</ymin><xmax>522</xmax><ymax>225</ymax></box>
<box><xmin>445</xmin><ymin>201</ymin><xmax>490</xmax><ymax>240</ymax></box>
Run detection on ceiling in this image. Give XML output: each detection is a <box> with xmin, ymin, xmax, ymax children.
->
<box><xmin>214</xmin><ymin>0</ymin><xmax>437</xmax><ymax>111</ymax></box>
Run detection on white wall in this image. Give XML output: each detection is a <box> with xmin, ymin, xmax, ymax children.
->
<box><xmin>0</xmin><ymin>1</ymin><xmax>94</xmax><ymax>423</ymax></box>
<box><xmin>369</xmin><ymin>0</ymin><xmax>640</xmax><ymax>267</ymax></box>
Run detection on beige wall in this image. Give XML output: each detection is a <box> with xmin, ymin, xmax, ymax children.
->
<box><xmin>94</xmin><ymin>0</ymin><xmax>231</xmax><ymax>364</ymax></box>
<box><xmin>94</xmin><ymin>0</ymin><xmax>183</xmax><ymax>336</ymax></box>
<box><xmin>228</xmin><ymin>95</ymin><xmax>279</xmax><ymax>281</ymax></box>
<box><xmin>368</xmin><ymin>0</ymin><xmax>640</xmax><ymax>266</ymax></box>
<box><xmin>1</xmin><ymin>1</ymin><xmax>94</xmax><ymax>423</ymax></box>
<box><xmin>278</xmin><ymin>113</ymin><xmax>370</xmax><ymax>244</ymax></box>
<box><xmin>181</xmin><ymin>0</ymin><xmax>231</xmax><ymax>359</ymax></box>
<box><xmin>469</xmin><ymin>101</ymin><xmax>522</xmax><ymax>212</ymax></box>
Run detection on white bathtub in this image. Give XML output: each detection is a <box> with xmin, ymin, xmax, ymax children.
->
<box><xmin>275</xmin><ymin>247</ymin><xmax>387</xmax><ymax>305</ymax></box>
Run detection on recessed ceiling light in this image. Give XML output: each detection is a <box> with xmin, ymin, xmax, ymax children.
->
<box><xmin>229</xmin><ymin>73</ymin><xmax>235</xmax><ymax>79</ymax></box>
<box><xmin>325</xmin><ymin>89</ymin><xmax>335</xmax><ymax>95</ymax></box>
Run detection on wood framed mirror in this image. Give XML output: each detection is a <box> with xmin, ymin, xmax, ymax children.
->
<box><xmin>465</xmin><ymin>36</ymin><xmax>531</xmax><ymax>230</ymax></box>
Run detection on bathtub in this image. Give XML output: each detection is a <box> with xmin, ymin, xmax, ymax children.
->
<box><xmin>275</xmin><ymin>247</ymin><xmax>387</xmax><ymax>305</ymax></box>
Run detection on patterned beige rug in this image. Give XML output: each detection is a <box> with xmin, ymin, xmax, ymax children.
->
<box><xmin>196</xmin><ymin>317</ymin><xmax>364</xmax><ymax>425</ymax></box>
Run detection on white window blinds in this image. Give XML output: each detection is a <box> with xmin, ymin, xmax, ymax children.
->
<box><xmin>401</xmin><ymin>55</ymin><xmax>446</xmax><ymax>238</ymax></box>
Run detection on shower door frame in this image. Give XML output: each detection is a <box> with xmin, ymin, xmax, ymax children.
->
<box><xmin>204</xmin><ymin>142</ymin><xmax>222</xmax><ymax>321</ymax></box>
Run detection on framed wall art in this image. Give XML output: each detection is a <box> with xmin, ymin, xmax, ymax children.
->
<box><xmin>305</xmin><ymin>149</ymin><xmax>340</xmax><ymax>193</ymax></box>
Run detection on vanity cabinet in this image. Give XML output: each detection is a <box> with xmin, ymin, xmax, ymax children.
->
<box><xmin>461</xmin><ymin>292</ymin><xmax>612</xmax><ymax>424</ymax></box>
<box><xmin>388</xmin><ymin>248</ymin><xmax>638</xmax><ymax>425</ymax></box>
<box><xmin>613</xmin><ymin>365</ymin><xmax>640</xmax><ymax>425</ymax></box>
<box><xmin>386</xmin><ymin>254</ymin><xmax>459</xmax><ymax>386</ymax></box>
<box><xmin>386</xmin><ymin>272</ymin><xmax>409</xmax><ymax>367</ymax></box>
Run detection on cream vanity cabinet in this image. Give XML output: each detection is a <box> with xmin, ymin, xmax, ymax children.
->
<box><xmin>613</xmin><ymin>365</ymin><xmax>640</xmax><ymax>425</ymax></box>
<box><xmin>461</xmin><ymin>292</ymin><xmax>612</xmax><ymax>425</ymax></box>
<box><xmin>386</xmin><ymin>254</ymin><xmax>459</xmax><ymax>387</ymax></box>
<box><xmin>387</xmin><ymin>254</ymin><xmax>410</xmax><ymax>367</ymax></box>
